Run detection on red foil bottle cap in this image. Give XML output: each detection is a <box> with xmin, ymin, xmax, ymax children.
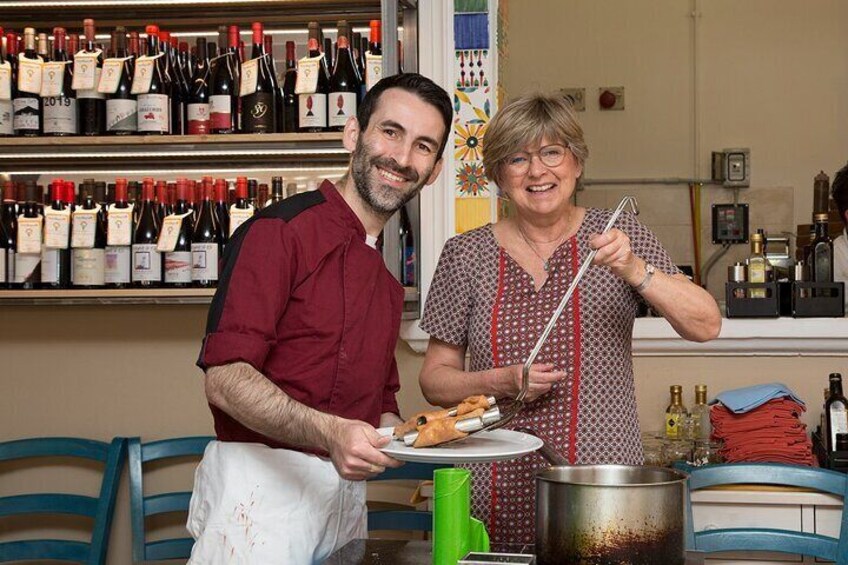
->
<box><xmin>235</xmin><ymin>177</ymin><xmax>248</xmax><ymax>198</ymax></box>
<box><xmin>228</xmin><ymin>25</ymin><xmax>240</xmax><ymax>48</ymax></box>
<box><xmin>252</xmin><ymin>22</ymin><xmax>263</xmax><ymax>44</ymax></box>
<box><xmin>145</xmin><ymin>25</ymin><xmax>159</xmax><ymax>36</ymax></box>
<box><xmin>370</xmin><ymin>20</ymin><xmax>381</xmax><ymax>42</ymax></box>
<box><xmin>115</xmin><ymin>178</ymin><xmax>128</xmax><ymax>201</ymax></box>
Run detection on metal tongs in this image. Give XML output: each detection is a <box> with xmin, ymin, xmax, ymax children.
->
<box><xmin>436</xmin><ymin>196</ymin><xmax>640</xmax><ymax>445</ymax></box>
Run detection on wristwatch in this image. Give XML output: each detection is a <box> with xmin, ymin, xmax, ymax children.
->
<box><xmin>635</xmin><ymin>263</ymin><xmax>656</xmax><ymax>293</ymax></box>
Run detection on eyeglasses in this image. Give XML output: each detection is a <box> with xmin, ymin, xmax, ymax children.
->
<box><xmin>503</xmin><ymin>144</ymin><xmax>569</xmax><ymax>176</ymax></box>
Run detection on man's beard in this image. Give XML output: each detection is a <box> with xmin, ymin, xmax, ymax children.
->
<box><xmin>350</xmin><ymin>137</ymin><xmax>433</xmax><ymax>216</ymax></box>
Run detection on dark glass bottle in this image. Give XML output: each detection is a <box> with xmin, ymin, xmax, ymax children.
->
<box><xmin>281</xmin><ymin>41</ymin><xmax>298</xmax><ymax>133</ymax></box>
<box><xmin>213</xmin><ymin>178</ymin><xmax>230</xmax><ymax>246</ymax></box>
<box><xmin>228</xmin><ymin>176</ymin><xmax>253</xmax><ymax>237</ymax></box>
<box><xmin>265</xmin><ymin>33</ymin><xmax>284</xmax><ymax>134</ymax></box>
<box><xmin>164</xmin><ymin>179</ymin><xmax>193</xmax><ymax>287</ymax></box>
<box><xmin>186</xmin><ymin>37</ymin><xmax>211</xmax><ymax>135</ymax></box>
<box><xmin>826</xmin><ymin>373</ymin><xmax>848</xmax><ymax>452</ymax></box>
<box><xmin>106</xmin><ymin>27</ymin><xmax>137</xmax><ymax>135</ymax></box>
<box><xmin>809</xmin><ymin>212</ymin><xmax>834</xmax><ymax>284</ymax></box>
<box><xmin>37</xmin><ymin>32</ymin><xmax>50</xmax><ymax>63</ymax></box>
<box><xmin>43</xmin><ymin>27</ymin><xmax>78</xmax><ymax>136</ymax></box>
<box><xmin>241</xmin><ymin>22</ymin><xmax>277</xmax><ymax>134</ymax></box>
<box><xmin>399</xmin><ymin>205</ymin><xmax>416</xmax><ymax>286</ymax></box>
<box><xmin>13</xmin><ymin>29</ymin><xmax>42</xmax><ymax>136</ymax></box>
<box><xmin>137</xmin><ymin>25</ymin><xmax>170</xmax><ymax>135</ymax></box>
<box><xmin>0</xmin><ymin>182</ymin><xmax>17</xmax><ymax>287</ymax></box>
<box><xmin>298</xmin><ymin>22</ymin><xmax>329</xmax><ymax>132</ymax></box>
<box><xmin>77</xmin><ymin>19</ymin><xmax>106</xmax><ymax>135</ymax></box>
<box><xmin>162</xmin><ymin>32</ymin><xmax>187</xmax><ymax>135</ymax></box>
<box><xmin>191</xmin><ymin>180</ymin><xmax>220</xmax><ymax>287</ymax></box>
<box><xmin>105</xmin><ymin>178</ymin><xmax>132</xmax><ymax>288</ymax></box>
<box><xmin>328</xmin><ymin>20</ymin><xmax>361</xmax><ymax>131</ymax></box>
<box><xmin>209</xmin><ymin>25</ymin><xmax>239</xmax><ymax>134</ymax></box>
<box><xmin>365</xmin><ymin>20</ymin><xmax>382</xmax><ymax>95</ymax></box>
<box><xmin>132</xmin><ymin>178</ymin><xmax>161</xmax><ymax>287</ymax></box>
<box><xmin>41</xmin><ymin>179</ymin><xmax>71</xmax><ymax>288</ymax></box>
<box><xmin>15</xmin><ymin>181</ymin><xmax>41</xmax><ymax>289</ymax></box>
<box><xmin>0</xmin><ymin>32</ymin><xmax>13</xmax><ymax>137</ymax></box>
<box><xmin>155</xmin><ymin>179</ymin><xmax>170</xmax><ymax>225</ymax></box>
<box><xmin>268</xmin><ymin>176</ymin><xmax>285</xmax><ymax>207</ymax></box>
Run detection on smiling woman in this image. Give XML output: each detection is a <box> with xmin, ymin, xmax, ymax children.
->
<box><xmin>416</xmin><ymin>92</ymin><xmax>721</xmax><ymax>546</ymax></box>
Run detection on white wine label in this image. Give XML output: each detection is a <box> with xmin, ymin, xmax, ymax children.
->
<box><xmin>131</xmin><ymin>54</ymin><xmax>161</xmax><ymax>95</ymax></box>
<box><xmin>76</xmin><ymin>66</ymin><xmax>105</xmax><ymax>99</ymax></box>
<box><xmin>298</xmin><ymin>93</ymin><xmax>327</xmax><ymax>129</ymax></box>
<box><xmin>71</xmin><ymin>50</ymin><xmax>101</xmax><ymax>91</ymax></box>
<box><xmin>229</xmin><ymin>204</ymin><xmax>255</xmax><ymax>237</ymax></box>
<box><xmin>41</xmin><ymin>247</ymin><xmax>59</xmax><ymax>283</ymax></box>
<box><xmin>132</xmin><ymin>243</ymin><xmax>162</xmax><ymax>282</ymax></box>
<box><xmin>295</xmin><ymin>54</ymin><xmax>323</xmax><ymax>94</ymax></box>
<box><xmin>365</xmin><ymin>52</ymin><xmax>383</xmax><ymax>91</ymax></box>
<box><xmin>107</xmin><ymin>204</ymin><xmax>134</xmax><ymax>246</ymax></box>
<box><xmin>239</xmin><ymin>58</ymin><xmax>259</xmax><ymax>97</ymax></box>
<box><xmin>186</xmin><ymin>103</ymin><xmax>211</xmax><ymax>135</ymax></box>
<box><xmin>14</xmin><ymin>253</ymin><xmax>40</xmax><ymax>284</ymax></box>
<box><xmin>164</xmin><ymin>251</ymin><xmax>192</xmax><ymax>283</ymax></box>
<box><xmin>0</xmin><ymin>62</ymin><xmax>11</xmax><ymax>101</ymax></box>
<box><xmin>328</xmin><ymin>92</ymin><xmax>357</xmax><ymax>128</ymax></box>
<box><xmin>44</xmin><ymin>208</ymin><xmax>71</xmax><ymax>249</ymax></box>
<box><xmin>192</xmin><ymin>242</ymin><xmax>219</xmax><ymax>281</ymax></box>
<box><xmin>0</xmin><ymin>100</ymin><xmax>13</xmax><ymax>135</ymax></box>
<box><xmin>157</xmin><ymin>212</ymin><xmax>192</xmax><ymax>252</ymax></box>
<box><xmin>105</xmin><ymin>245</ymin><xmax>131</xmax><ymax>283</ymax></box>
<box><xmin>17</xmin><ymin>54</ymin><xmax>44</xmax><ymax>94</ymax></box>
<box><xmin>17</xmin><ymin>216</ymin><xmax>43</xmax><ymax>253</ymax></box>
<box><xmin>72</xmin><ymin>248</ymin><xmax>105</xmax><ymax>286</ymax></box>
<box><xmin>209</xmin><ymin>95</ymin><xmax>232</xmax><ymax>129</ymax></box>
<box><xmin>71</xmin><ymin>210</ymin><xmax>98</xmax><ymax>249</ymax></box>
<box><xmin>43</xmin><ymin>97</ymin><xmax>78</xmax><ymax>135</ymax></box>
<box><xmin>137</xmin><ymin>93</ymin><xmax>169</xmax><ymax>133</ymax></box>
<box><xmin>40</xmin><ymin>61</ymin><xmax>69</xmax><ymax>97</ymax></box>
<box><xmin>12</xmin><ymin>98</ymin><xmax>40</xmax><ymax>131</ymax></box>
<box><xmin>98</xmin><ymin>57</ymin><xmax>131</xmax><ymax>94</ymax></box>
<box><xmin>106</xmin><ymin>98</ymin><xmax>137</xmax><ymax>132</ymax></box>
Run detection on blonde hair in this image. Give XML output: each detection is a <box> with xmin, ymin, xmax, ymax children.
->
<box><xmin>483</xmin><ymin>92</ymin><xmax>589</xmax><ymax>186</ymax></box>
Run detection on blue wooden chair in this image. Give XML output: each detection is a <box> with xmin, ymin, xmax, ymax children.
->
<box><xmin>684</xmin><ymin>462</ymin><xmax>848</xmax><ymax>563</ymax></box>
<box><xmin>367</xmin><ymin>462</ymin><xmax>452</xmax><ymax>532</ymax></box>
<box><xmin>0</xmin><ymin>437</ymin><xmax>127</xmax><ymax>565</ymax></box>
<box><xmin>128</xmin><ymin>436</ymin><xmax>214</xmax><ymax>562</ymax></box>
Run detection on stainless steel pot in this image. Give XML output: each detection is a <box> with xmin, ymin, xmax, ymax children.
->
<box><xmin>535</xmin><ymin>464</ymin><xmax>688</xmax><ymax>565</ymax></box>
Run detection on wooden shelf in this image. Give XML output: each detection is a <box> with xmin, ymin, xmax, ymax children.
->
<box><xmin>0</xmin><ymin>132</ymin><xmax>343</xmax><ymax>148</ymax></box>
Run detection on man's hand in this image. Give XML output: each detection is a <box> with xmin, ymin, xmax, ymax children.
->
<box><xmin>325</xmin><ymin>419</ymin><xmax>403</xmax><ymax>481</ymax></box>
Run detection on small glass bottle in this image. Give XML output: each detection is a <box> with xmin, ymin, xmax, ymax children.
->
<box><xmin>690</xmin><ymin>384</ymin><xmax>711</xmax><ymax>440</ymax></box>
<box><xmin>665</xmin><ymin>385</ymin><xmax>688</xmax><ymax>440</ymax></box>
<box><xmin>747</xmin><ymin>232</ymin><xmax>769</xmax><ymax>298</ymax></box>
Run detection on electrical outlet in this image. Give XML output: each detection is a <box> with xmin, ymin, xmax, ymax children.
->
<box><xmin>560</xmin><ymin>88</ymin><xmax>585</xmax><ymax>111</ymax></box>
<box><xmin>598</xmin><ymin>86</ymin><xmax>625</xmax><ymax>111</ymax></box>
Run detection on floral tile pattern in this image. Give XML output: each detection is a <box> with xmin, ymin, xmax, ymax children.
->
<box><xmin>456</xmin><ymin>162</ymin><xmax>489</xmax><ymax>197</ymax></box>
<box><xmin>456</xmin><ymin>50</ymin><xmax>490</xmax><ymax>88</ymax></box>
<box><xmin>454</xmin><ymin>87</ymin><xmax>491</xmax><ymax>125</ymax></box>
<box><xmin>454</xmin><ymin>121</ymin><xmax>487</xmax><ymax>161</ymax></box>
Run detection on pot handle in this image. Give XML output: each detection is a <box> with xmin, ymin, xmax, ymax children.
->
<box><xmin>514</xmin><ymin>427</ymin><xmax>568</xmax><ymax>466</ymax></box>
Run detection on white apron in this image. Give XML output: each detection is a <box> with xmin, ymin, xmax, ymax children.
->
<box><xmin>187</xmin><ymin>441</ymin><xmax>367</xmax><ymax>565</ymax></box>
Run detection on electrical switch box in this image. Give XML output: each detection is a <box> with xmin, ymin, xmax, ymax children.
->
<box><xmin>712</xmin><ymin>148</ymin><xmax>751</xmax><ymax>187</ymax></box>
<box><xmin>560</xmin><ymin>88</ymin><xmax>585</xmax><ymax>111</ymax></box>
<box><xmin>712</xmin><ymin>203</ymin><xmax>749</xmax><ymax>244</ymax></box>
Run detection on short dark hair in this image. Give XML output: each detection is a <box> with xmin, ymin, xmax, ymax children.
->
<box><xmin>833</xmin><ymin>162</ymin><xmax>848</xmax><ymax>226</ymax></box>
<box><xmin>357</xmin><ymin>73</ymin><xmax>453</xmax><ymax>158</ymax></box>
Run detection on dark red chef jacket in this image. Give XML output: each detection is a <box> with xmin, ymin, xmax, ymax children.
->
<box><xmin>197</xmin><ymin>180</ymin><xmax>403</xmax><ymax>452</ymax></box>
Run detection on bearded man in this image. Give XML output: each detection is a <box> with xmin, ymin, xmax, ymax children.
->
<box><xmin>187</xmin><ymin>73</ymin><xmax>452</xmax><ymax>565</ymax></box>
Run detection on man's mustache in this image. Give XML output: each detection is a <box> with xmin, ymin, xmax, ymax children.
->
<box><xmin>370</xmin><ymin>156</ymin><xmax>420</xmax><ymax>183</ymax></box>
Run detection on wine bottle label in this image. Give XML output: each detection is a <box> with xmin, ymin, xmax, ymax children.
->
<box><xmin>13</xmin><ymin>98</ymin><xmax>40</xmax><ymax>131</ymax></box>
<box><xmin>191</xmin><ymin>242</ymin><xmax>219</xmax><ymax>281</ymax></box>
<box><xmin>40</xmin><ymin>61</ymin><xmax>70</xmax><ymax>97</ymax></box>
<box><xmin>105</xmin><ymin>245</ymin><xmax>131</xmax><ymax>284</ymax></box>
<box><xmin>44</xmin><ymin>208</ymin><xmax>71</xmax><ymax>249</ymax></box>
<box><xmin>0</xmin><ymin>100</ymin><xmax>11</xmax><ymax>135</ymax></box>
<box><xmin>131</xmin><ymin>54</ymin><xmax>163</xmax><ymax>95</ymax></box>
<box><xmin>209</xmin><ymin>95</ymin><xmax>233</xmax><ymax>130</ymax></box>
<box><xmin>41</xmin><ymin>247</ymin><xmax>60</xmax><ymax>283</ymax></box>
<box><xmin>157</xmin><ymin>212</ymin><xmax>193</xmax><ymax>252</ymax></box>
<box><xmin>164</xmin><ymin>251</ymin><xmax>192</xmax><ymax>283</ymax></box>
<box><xmin>106</xmin><ymin>98</ymin><xmax>138</xmax><ymax>132</ymax></box>
<box><xmin>295</xmin><ymin>54</ymin><xmax>324</xmax><ymax>94</ymax></box>
<box><xmin>107</xmin><ymin>204</ymin><xmax>134</xmax><ymax>246</ymax></box>
<box><xmin>137</xmin><ymin>93</ymin><xmax>169</xmax><ymax>133</ymax></box>
<box><xmin>365</xmin><ymin>53</ymin><xmax>383</xmax><ymax>91</ymax></box>
<box><xmin>239</xmin><ymin>58</ymin><xmax>259</xmax><ymax>97</ymax></box>
<box><xmin>132</xmin><ymin>243</ymin><xmax>162</xmax><ymax>282</ymax></box>
<box><xmin>242</xmin><ymin>92</ymin><xmax>274</xmax><ymax>133</ymax></box>
<box><xmin>17</xmin><ymin>216</ymin><xmax>43</xmax><ymax>254</ymax></box>
<box><xmin>43</xmin><ymin>97</ymin><xmax>78</xmax><ymax>135</ymax></box>
<box><xmin>0</xmin><ymin>62</ymin><xmax>11</xmax><ymax>101</ymax></box>
<box><xmin>72</xmin><ymin>248</ymin><xmax>105</xmax><ymax>286</ymax></box>
<box><xmin>17</xmin><ymin>54</ymin><xmax>44</xmax><ymax>94</ymax></box>
<box><xmin>14</xmin><ymin>252</ymin><xmax>41</xmax><ymax>284</ymax></box>
<box><xmin>229</xmin><ymin>204</ymin><xmax>255</xmax><ymax>237</ymax></box>
<box><xmin>187</xmin><ymin>103</ymin><xmax>211</xmax><ymax>135</ymax></box>
<box><xmin>76</xmin><ymin>66</ymin><xmax>105</xmax><ymax>99</ymax></box>
<box><xmin>72</xmin><ymin>49</ymin><xmax>101</xmax><ymax>91</ymax></box>
<box><xmin>298</xmin><ymin>93</ymin><xmax>327</xmax><ymax>129</ymax></box>
<box><xmin>328</xmin><ymin>92</ymin><xmax>357</xmax><ymax>128</ymax></box>
<box><xmin>71</xmin><ymin>209</ymin><xmax>99</xmax><ymax>249</ymax></box>
<box><xmin>98</xmin><ymin>57</ymin><xmax>132</xmax><ymax>94</ymax></box>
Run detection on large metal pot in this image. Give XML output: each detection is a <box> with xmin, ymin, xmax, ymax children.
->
<box><xmin>535</xmin><ymin>464</ymin><xmax>688</xmax><ymax>565</ymax></box>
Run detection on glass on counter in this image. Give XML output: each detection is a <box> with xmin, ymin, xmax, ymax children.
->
<box><xmin>689</xmin><ymin>440</ymin><xmax>724</xmax><ymax>467</ymax></box>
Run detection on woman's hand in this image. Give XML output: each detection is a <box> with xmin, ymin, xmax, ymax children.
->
<box><xmin>589</xmin><ymin>229</ymin><xmax>643</xmax><ymax>286</ymax></box>
<box><xmin>504</xmin><ymin>363</ymin><xmax>566</xmax><ymax>402</ymax></box>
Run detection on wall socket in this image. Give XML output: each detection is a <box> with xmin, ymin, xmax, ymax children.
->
<box><xmin>560</xmin><ymin>88</ymin><xmax>586</xmax><ymax>111</ymax></box>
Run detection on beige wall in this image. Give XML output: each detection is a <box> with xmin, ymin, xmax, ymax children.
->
<box><xmin>501</xmin><ymin>0</ymin><xmax>848</xmax><ymax>298</ymax></box>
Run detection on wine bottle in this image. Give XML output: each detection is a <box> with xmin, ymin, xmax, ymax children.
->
<box><xmin>268</xmin><ymin>176</ymin><xmax>284</xmax><ymax>207</ymax></box>
<box><xmin>13</xmin><ymin>29</ymin><xmax>42</xmax><ymax>136</ymax></box>
<box><xmin>105</xmin><ymin>177</ymin><xmax>132</xmax><ymax>288</ymax></box>
<box><xmin>37</xmin><ymin>33</ymin><xmax>50</xmax><ymax>63</ymax></box>
<box><xmin>136</xmin><ymin>25</ymin><xmax>170</xmax><ymax>135</ymax></box>
<box><xmin>41</xmin><ymin>179</ymin><xmax>71</xmax><ymax>288</ymax></box>
<box><xmin>209</xmin><ymin>25</ymin><xmax>239</xmax><ymax>134</ymax></box>
<box><xmin>14</xmin><ymin>180</ymin><xmax>41</xmax><ymax>289</ymax></box>
<box><xmin>265</xmin><ymin>33</ymin><xmax>284</xmax><ymax>134</ymax></box>
<box><xmin>827</xmin><ymin>373</ymin><xmax>848</xmax><ymax>452</ymax></box>
<box><xmin>328</xmin><ymin>20</ymin><xmax>360</xmax><ymax>131</ymax></box>
<box><xmin>161</xmin><ymin>32</ymin><xmax>187</xmax><ymax>135</ymax></box>
<box><xmin>132</xmin><ymin>178</ymin><xmax>161</xmax><ymax>287</ymax></box>
<box><xmin>191</xmin><ymin>180</ymin><xmax>220</xmax><ymax>287</ymax></box>
<box><xmin>809</xmin><ymin>213</ymin><xmax>834</xmax><ymax>285</ymax></box>
<box><xmin>241</xmin><ymin>22</ymin><xmax>277</xmax><ymax>134</ymax></box>
<box><xmin>298</xmin><ymin>22</ymin><xmax>329</xmax><ymax>132</ymax></box>
<box><xmin>229</xmin><ymin>176</ymin><xmax>253</xmax><ymax>237</ymax></box>
<box><xmin>0</xmin><ymin>32</ymin><xmax>14</xmax><ymax>137</ymax></box>
<box><xmin>77</xmin><ymin>19</ymin><xmax>105</xmax><ymax>135</ymax></box>
<box><xmin>163</xmin><ymin>178</ymin><xmax>193</xmax><ymax>287</ymax></box>
<box><xmin>0</xmin><ymin>182</ymin><xmax>17</xmax><ymax>287</ymax></box>
<box><xmin>323</xmin><ymin>37</ymin><xmax>334</xmax><ymax>75</ymax></box>
<box><xmin>365</xmin><ymin>20</ymin><xmax>382</xmax><ymax>93</ymax></box>
<box><xmin>71</xmin><ymin>180</ymin><xmax>106</xmax><ymax>287</ymax></box>
<box><xmin>106</xmin><ymin>27</ymin><xmax>137</xmax><ymax>135</ymax></box>
<box><xmin>186</xmin><ymin>37</ymin><xmax>211</xmax><ymax>135</ymax></box>
<box><xmin>43</xmin><ymin>27</ymin><xmax>78</xmax><ymax>136</ymax></box>
<box><xmin>213</xmin><ymin>178</ymin><xmax>229</xmax><ymax>246</ymax></box>
<box><xmin>280</xmin><ymin>40</ymin><xmax>298</xmax><ymax>132</ymax></box>
<box><xmin>399</xmin><ymin>205</ymin><xmax>415</xmax><ymax>286</ymax></box>
<box><xmin>247</xmin><ymin>178</ymin><xmax>258</xmax><ymax>208</ymax></box>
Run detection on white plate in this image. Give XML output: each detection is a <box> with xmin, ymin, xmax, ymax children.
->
<box><xmin>377</xmin><ymin>427</ymin><xmax>544</xmax><ymax>464</ymax></box>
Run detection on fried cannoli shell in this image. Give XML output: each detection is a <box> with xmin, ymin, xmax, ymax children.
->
<box><xmin>412</xmin><ymin>407</ymin><xmax>486</xmax><ymax>448</ymax></box>
<box><xmin>456</xmin><ymin>394</ymin><xmax>491</xmax><ymax>416</ymax></box>
<box><xmin>393</xmin><ymin>408</ymin><xmax>451</xmax><ymax>439</ymax></box>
